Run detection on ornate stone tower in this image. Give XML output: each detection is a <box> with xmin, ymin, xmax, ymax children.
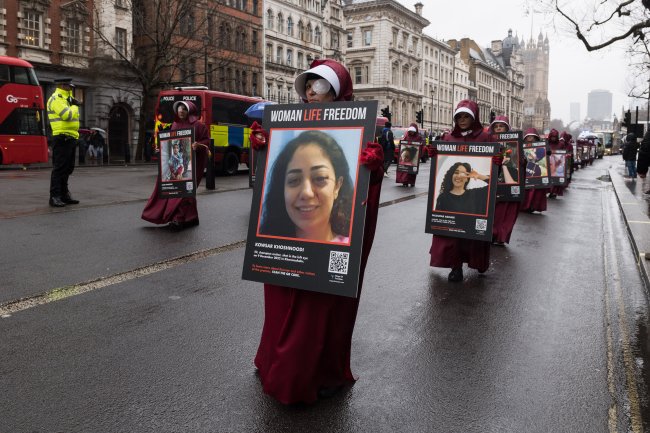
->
<box><xmin>521</xmin><ymin>32</ymin><xmax>550</xmax><ymax>133</ymax></box>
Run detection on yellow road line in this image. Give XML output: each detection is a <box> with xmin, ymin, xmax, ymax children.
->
<box><xmin>604</xmin><ymin>192</ymin><xmax>643</xmax><ymax>432</ymax></box>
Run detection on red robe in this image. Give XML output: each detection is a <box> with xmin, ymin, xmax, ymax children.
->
<box><xmin>548</xmin><ymin>136</ymin><xmax>569</xmax><ymax>196</ymax></box>
<box><xmin>396</xmin><ymin>128</ymin><xmax>423</xmax><ymax>186</ymax></box>
<box><xmin>254</xmin><ymin>167</ymin><xmax>383</xmax><ymax>404</ymax></box>
<box><xmin>429</xmin><ymin>127</ymin><xmax>493</xmax><ymax>272</ymax></box>
<box><xmin>141</xmin><ymin>114</ymin><xmax>210</xmax><ymax>225</ymax></box>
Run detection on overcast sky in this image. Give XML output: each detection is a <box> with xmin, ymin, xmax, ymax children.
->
<box><xmin>395</xmin><ymin>0</ymin><xmax>633</xmax><ymax>124</ymax></box>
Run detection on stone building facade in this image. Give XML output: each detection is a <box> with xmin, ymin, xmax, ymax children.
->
<box><xmin>422</xmin><ymin>34</ymin><xmax>456</xmax><ymax>134</ymax></box>
<box><xmin>343</xmin><ymin>0</ymin><xmax>428</xmax><ymax>128</ymax></box>
<box><xmin>3</xmin><ymin>0</ymin><xmax>142</xmax><ymax>163</ymax></box>
<box><xmin>264</xmin><ymin>0</ymin><xmax>345</xmax><ymax>104</ymax></box>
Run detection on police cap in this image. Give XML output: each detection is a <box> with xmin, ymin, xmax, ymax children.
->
<box><xmin>54</xmin><ymin>78</ymin><xmax>75</xmax><ymax>88</ymax></box>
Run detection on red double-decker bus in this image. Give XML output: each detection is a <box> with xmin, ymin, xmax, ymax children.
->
<box><xmin>0</xmin><ymin>56</ymin><xmax>47</xmax><ymax>165</ymax></box>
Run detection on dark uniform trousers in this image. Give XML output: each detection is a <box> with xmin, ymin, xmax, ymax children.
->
<box><xmin>50</xmin><ymin>134</ymin><xmax>78</xmax><ymax>198</ymax></box>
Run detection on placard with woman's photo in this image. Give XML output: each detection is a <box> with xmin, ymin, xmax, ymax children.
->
<box><xmin>242</xmin><ymin>100</ymin><xmax>378</xmax><ymax>298</ymax></box>
<box><xmin>396</xmin><ymin>140</ymin><xmax>420</xmax><ymax>175</ymax></box>
<box><xmin>549</xmin><ymin>149</ymin><xmax>568</xmax><ymax>186</ymax></box>
<box><xmin>425</xmin><ymin>141</ymin><xmax>499</xmax><ymax>241</ymax></box>
<box><xmin>495</xmin><ymin>131</ymin><xmax>524</xmax><ymax>201</ymax></box>
<box><xmin>523</xmin><ymin>141</ymin><xmax>550</xmax><ymax>189</ymax></box>
<box><xmin>157</xmin><ymin>128</ymin><xmax>196</xmax><ymax>198</ymax></box>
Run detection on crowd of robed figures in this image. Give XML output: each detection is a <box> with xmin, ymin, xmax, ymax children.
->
<box><xmin>136</xmin><ymin>59</ymin><xmax>589</xmax><ymax>405</ymax></box>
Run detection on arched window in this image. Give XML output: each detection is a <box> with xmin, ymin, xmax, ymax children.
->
<box><xmin>266</xmin><ymin>9</ymin><xmax>274</xmax><ymax>29</ymax></box>
<box><xmin>298</xmin><ymin>21</ymin><xmax>304</xmax><ymax>41</ymax></box>
<box><xmin>252</xmin><ymin>0</ymin><xmax>258</xmax><ymax>14</ymax></box>
<box><xmin>277</xmin><ymin>13</ymin><xmax>284</xmax><ymax>34</ymax></box>
<box><xmin>314</xmin><ymin>26</ymin><xmax>321</xmax><ymax>45</ymax></box>
<box><xmin>287</xmin><ymin>16</ymin><xmax>293</xmax><ymax>36</ymax></box>
<box><xmin>307</xmin><ymin>23</ymin><xmax>313</xmax><ymax>43</ymax></box>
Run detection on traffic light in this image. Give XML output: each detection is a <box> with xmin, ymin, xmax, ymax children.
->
<box><xmin>381</xmin><ymin>105</ymin><xmax>391</xmax><ymax>121</ymax></box>
<box><xmin>623</xmin><ymin>110</ymin><xmax>632</xmax><ymax>128</ymax></box>
<box><xmin>416</xmin><ymin>109</ymin><xmax>423</xmax><ymax>125</ymax></box>
<box><xmin>490</xmin><ymin>110</ymin><xmax>496</xmax><ymax>123</ymax></box>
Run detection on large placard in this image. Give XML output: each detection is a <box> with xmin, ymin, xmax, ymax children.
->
<box><xmin>495</xmin><ymin>131</ymin><xmax>524</xmax><ymax>202</ymax></box>
<box><xmin>523</xmin><ymin>141</ymin><xmax>550</xmax><ymax>189</ymax></box>
<box><xmin>242</xmin><ymin>100</ymin><xmax>378</xmax><ymax>298</ymax></box>
<box><xmin>549</xmin><ymin>149</ymin><xmax>568</xmax><ymax>186</ymax></box>
<box><xmin>157</xmin><ymin>128</ymin><xmax>196</xmax><ymax>198</ymax></box>
<box><xmin>425</xmin><ymin>141</ymin><xmax>499</xmax><ymax>241</ymax></box>
<box><xmin>396</xmin><ymin>140</ymin><xmax>420</xmax><ymax>175</ymax></box>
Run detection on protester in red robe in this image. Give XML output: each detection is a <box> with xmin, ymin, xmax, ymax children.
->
<box><xmin>548</xmin><ymin>129</ymin><xmax>568</xmax><ymax>197</ymax></box>
<box><xmin>520</xmin><ymin>128</ymin><xmax>549</xmax><ymax>213</ymax></box>
<box><xmin>490</xmin><ymin>115</ymin><xmax>521</xmax><ymax>245</ymax></box>
<box><xmin>141</xmin><ymin>101</ymin><xmax>210</xmax><ymax>230</ymax></box>
<box><xmin>428</xmin><ymin>99</ymin><xmax>501</xmax><ymax>282</ymax></box>
<box><xmin>250</xmin><ymin>59</ymin><xmax>384</xmax><ymax>404</ymax></box>
<box><xmin>396</xmin><ymin>122</ymin><xmax>423</xmax><ymax>187</ymax></box>
<box><xmin>561</xmin><ymin>131</ymin><xmax>574</xmax><ymax>183</ymax></box>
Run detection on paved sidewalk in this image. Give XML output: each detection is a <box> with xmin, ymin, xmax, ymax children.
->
<box><xmin>609</xmin><ymin>158</ymin><xmax>650</xmax><ymax>289</ymax></box>
<box><xmin>0</xmin><ymin>163</ymin><xmax>251</xmax><ymax>219</ymax></box>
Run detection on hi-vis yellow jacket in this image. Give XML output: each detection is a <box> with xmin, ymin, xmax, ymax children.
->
<box><xmin>47</xmin><ymin>87</ymin><xmax>80</xmax><ymax>139</ymax></box>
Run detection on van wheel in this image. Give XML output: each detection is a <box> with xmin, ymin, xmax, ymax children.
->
<box><xmin>222</xmin><ymin>151</ymin><xmax>239</xmax><ymax>176</ymax></box>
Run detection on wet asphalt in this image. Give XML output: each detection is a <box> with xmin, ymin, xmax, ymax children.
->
<box><xmin>1</xmin><ymin>157</ymin><xmax>650</xmax><ymax>432</ymax></box>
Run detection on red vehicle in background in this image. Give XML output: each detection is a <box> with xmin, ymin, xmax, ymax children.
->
<box><xmin>0</xmin><ymin>56</ymin><xmax>47</xmax><ymax>165</ymax></box>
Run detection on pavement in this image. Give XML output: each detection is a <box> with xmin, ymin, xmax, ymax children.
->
<box><xmin>608</xmin><ymin>157</ymin><xmax>650</xmax><ymax>290</ymax></box>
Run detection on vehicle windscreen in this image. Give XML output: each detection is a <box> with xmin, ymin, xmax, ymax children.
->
<box><xmin>157</xmin><ymin>95</ymin><xmax>203</xmax><ymax>123</ymax></box>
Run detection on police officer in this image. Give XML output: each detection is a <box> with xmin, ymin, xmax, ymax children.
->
<box><xmin>48</xmin><ymin>78</ymin><xmax>81</xmax><ymax>207</ymax></box>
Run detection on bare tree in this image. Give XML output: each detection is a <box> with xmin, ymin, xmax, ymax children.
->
<box><xmin>537</xmin><ymin>0</ymin><xmax>650</xmax><ymax>101</ymax></box>
<box><xmin>88</xmin><ymin>0</ymin><xmax>252</xmax><ymax>159</ymax></box>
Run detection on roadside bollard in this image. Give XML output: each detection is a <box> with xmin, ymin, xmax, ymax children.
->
<box><xmin>205</xmin><ymin>139</ymin><xmax>215</xmax><ymax>190</ymax></box>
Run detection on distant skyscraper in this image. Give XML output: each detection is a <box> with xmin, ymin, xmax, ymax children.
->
<box><xmin>587</xmin><ymin>90</ymin><xmax>613</xmax><ymax>121</ymax></box>
<box><xmin>570</xmin><ymin>102</ymin><xmax>580</xmax><ymax>123</ymax></box>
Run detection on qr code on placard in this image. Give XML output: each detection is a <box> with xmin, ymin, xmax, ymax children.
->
<box><xmin>475</xmin><ymin>219</ymin><xmax>487</xmax><ymax>231</ymax></box>
<box><xmin>328</xmin><ymin>251</ymin><xmax>350</xmax><ymax>275</ymax></box>
<box><xmin>511</xmin><ymin>186</ymin><xmax>520</xmax><ymax>195</ymax></box>
<box><xmin>542</xmin><ymin>177</ymin><xmax>549</xmax><ymax>184</ymax></box>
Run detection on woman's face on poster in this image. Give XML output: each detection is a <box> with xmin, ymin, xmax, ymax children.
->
<box><xmin>284</xmin><ymin>143</ymin><xmax>343</xmax><ymax>239</ymax></box>
<box><xmin>525</xmin><ymin>150</ymin><xmax>536</xmax><ymax>162</ymax></box>
<box><xmin>452</xmin><ymin>165</ymin><xmax>470</xmax><ymax>189</ymax></box>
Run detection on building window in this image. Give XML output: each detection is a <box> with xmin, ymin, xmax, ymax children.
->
<box><xmin>286</xmin><ymin>49</ymin><xmax>293</xmax><ymax>66</ymax></box>
<box><xmin>180</xmin><ymin>11</ymin><xmax>194</xmax><ymax>35</ymax></box>
<box><xmin>242</xmin><ymin>0</ymin><xmax>248</xmax><ymax>11</ymax></box>
<box><xmin>363</xmin><ymin>28</ymin><xmax>372</xmax><ymax>46</ymax></box>
<box><xmin>347</xmin><ymin>31</ymin><xmax>353</xmax><ymax>48</ymax></box>
<box><xmin>266</xmin><ymin>43</ymin><xmax>272</xmax><ymax>61</ymax></box>
<box><xmin>297</xmin><ymin>52</ymin><xmax>303</xmax><ymax>69</ymax></box>
<box><xmin>331</xmin><ymin>31</ymin><xmax>339</xmax><ymax>49</ymax></box>
<box><xmin>354</xmin><ymin>66</ymin><xmax>368</xmax><ymax>85</ymax></box>
<box><xmin>307</xmin><ymin>23</ymin><xmax>313</xmax><ymax>43</ymax></box>
<box><xmin>253</xmin><ymin>0</ymin><xmax>258</xmax><ymax>14</ymax></box>
<box><xmin>23</xmin><ymin>10</ymin><xmax>43</xmax><ymax>47</ymax></box>
<box><xmin>276</xmin><ymin>46</ymin><xmax>283</xmax><ymax>64</ymax></box>
<box><xmin>252</xmin><ymin>73</ymin><xmax>258</xmax><ymax>96</ymax></box>
<box><xmin>277</xmin><ymin>13</ymin><xmax>284</xmax><ymax>34</ymax></box>
<box><xmin>314</xmin><ymin>26</ymin><xmax>321</xmax><ymax>45</ymax></box>
<box><xmin>266</xmin><ymin>9</ymin><xmax>274</xmax><ymax>29</ymax></box>
<box><xmin>298</xmin><ymin>21</ymin><xmax>304</xmax><ymax>40</ymax></box>
<box><xmin>252</xmin><ymin>30</ymin><xmax>258</xmax><ymax>54</ymax></box>
<box><xmin>64</xmin><ymin>21</ymin><xmax>82</xmax><ymax>54</ymax></box>
<box><xmin>287</xmin><ymin>17</ymin><xmax>293</xmax><ymax>36</ymax></box>
<box><xmin>115</xmin><ymin>27</ymin><xmax>127</xmax><ymax>56</ymax></box>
